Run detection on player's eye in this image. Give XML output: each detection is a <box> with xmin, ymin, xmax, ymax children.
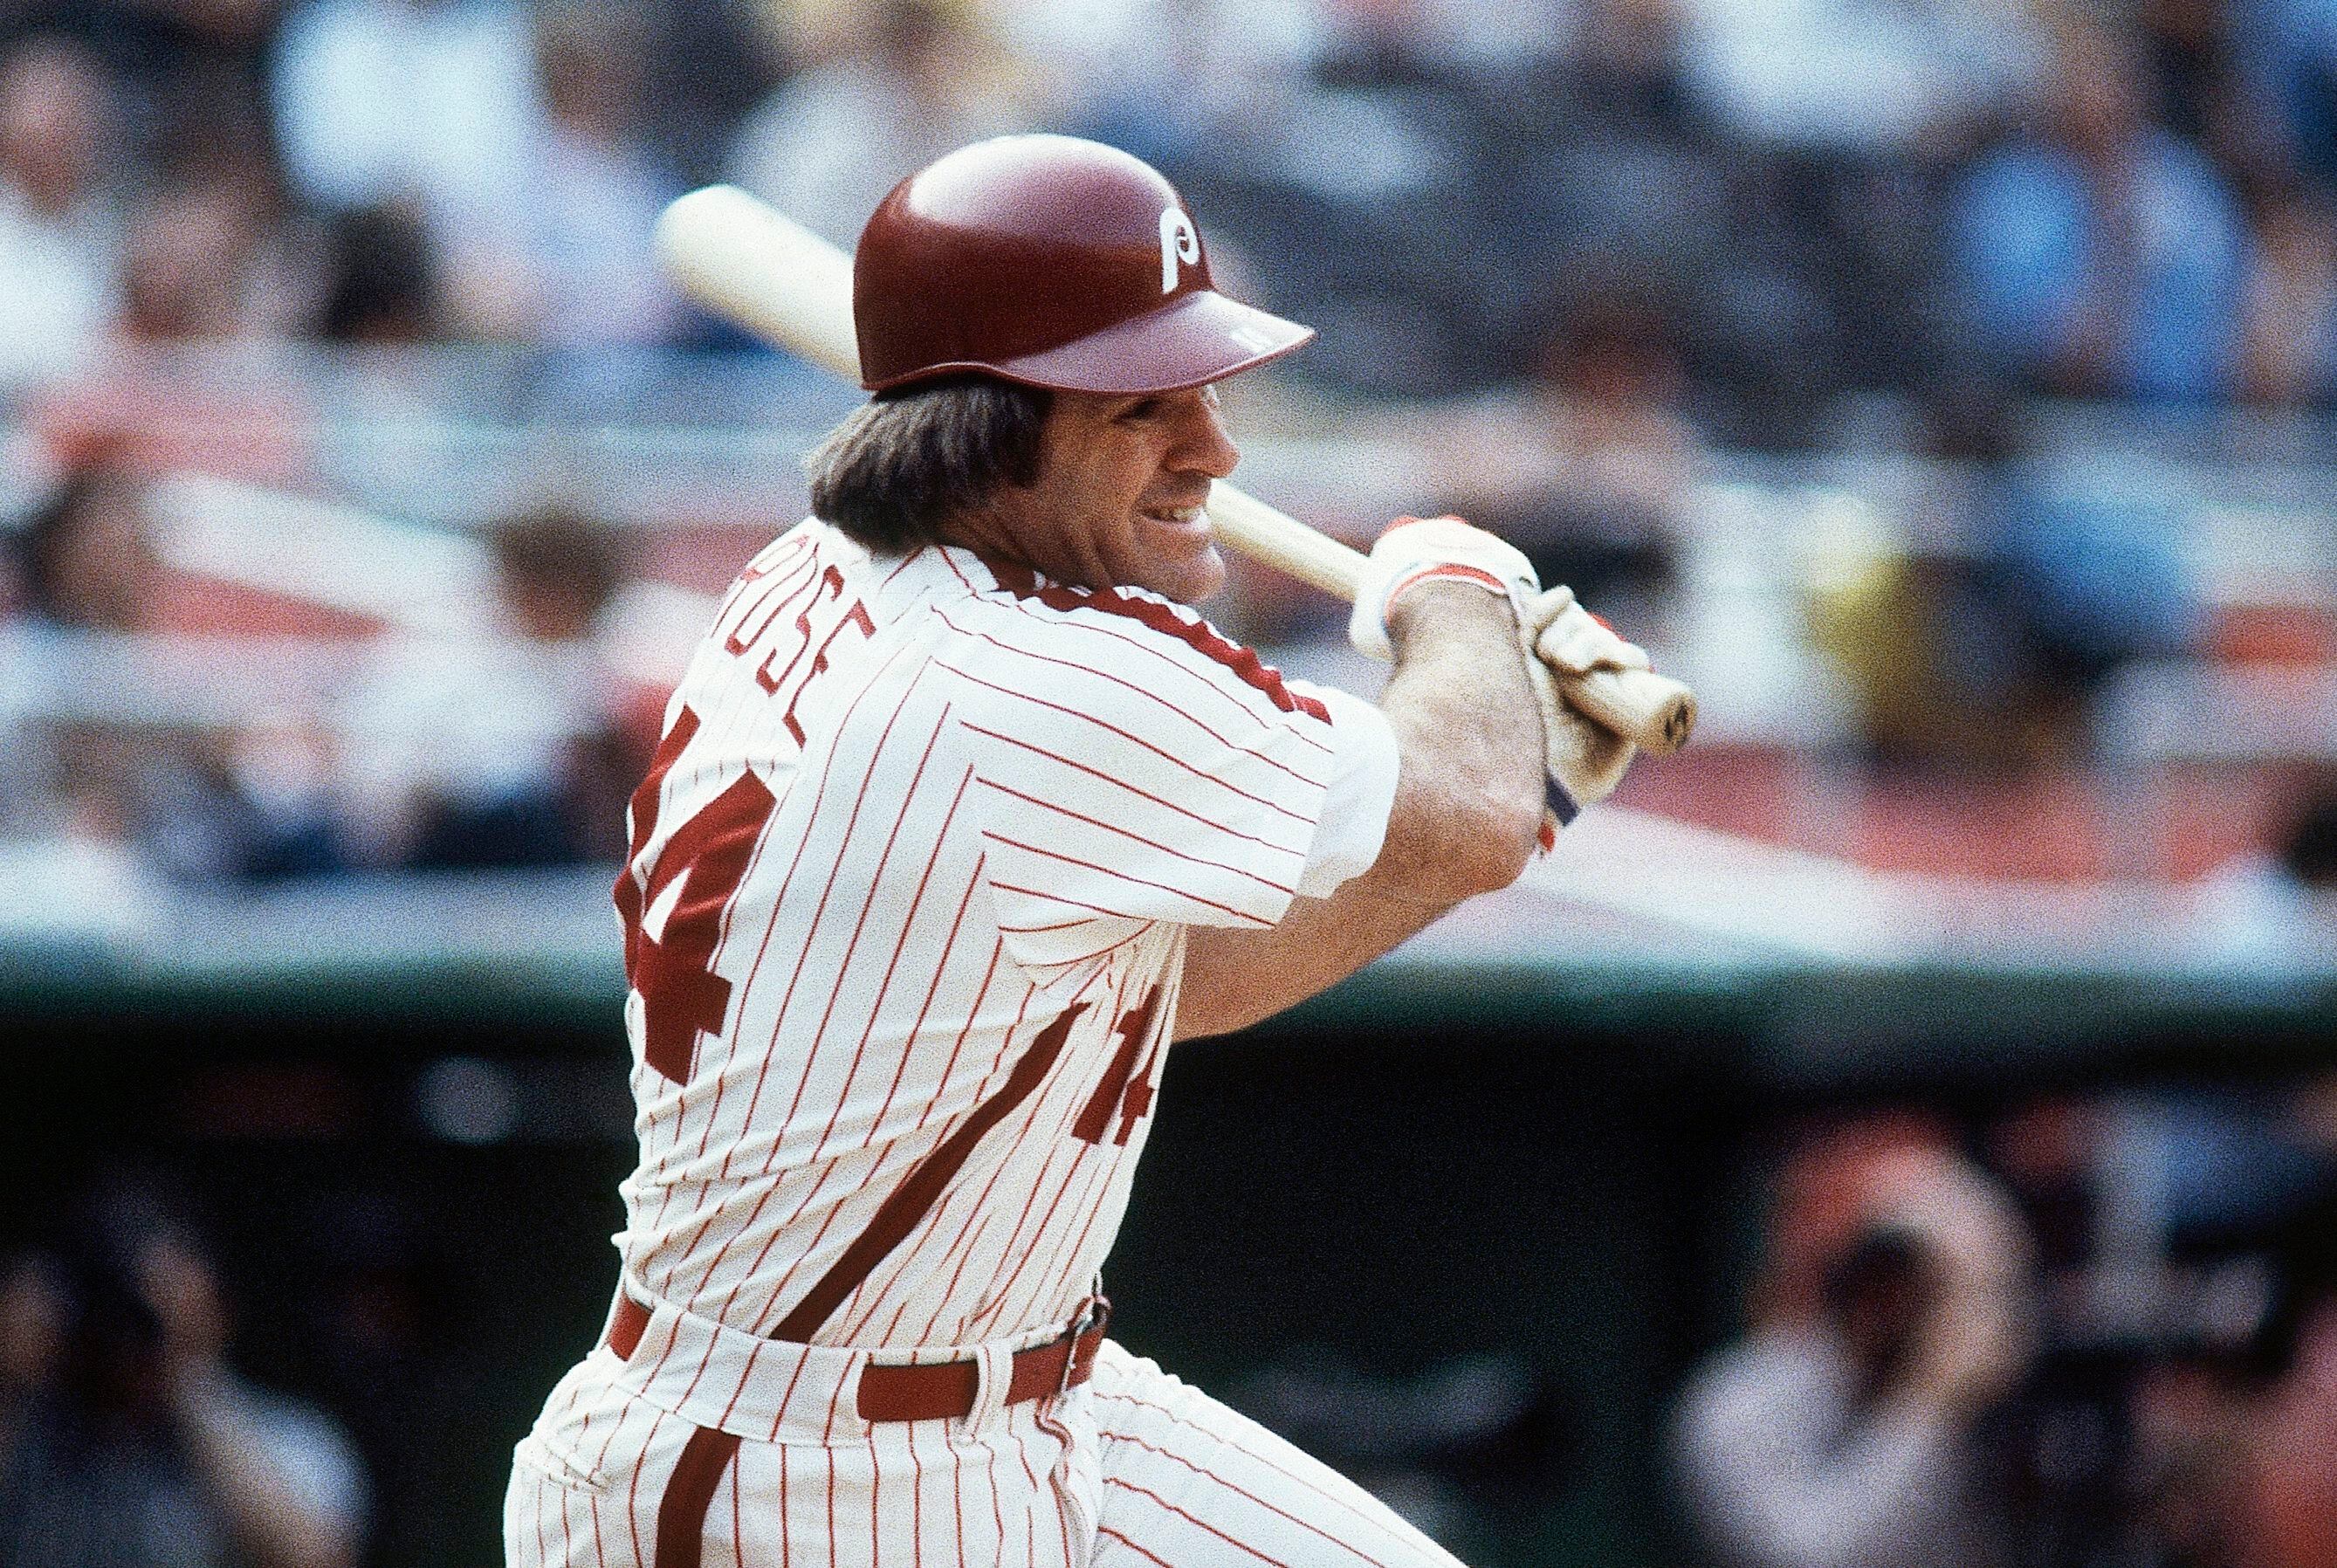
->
<box><xmin>1117</xmin><ymin>397</ymin><xmax>1162</xmax><ymax>423</ymax></box>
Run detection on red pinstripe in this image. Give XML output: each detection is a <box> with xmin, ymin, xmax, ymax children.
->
<box><xmin>976</xmin><ymin>777</ymin><xmax>1298</xmax><ymax>894</ymax></box>
<box><xmin>717</xmin><ymin>655</ymin><xmax>932</xmax><ymax>1180</ymax></box>
<box><xmin>768</xmin><ymin>1001</ymin><xmax>1087</xmax><ymax>1342</ymax></box>
<box><xmin>667</xmin><ymin>647</ymin><xmax>934</xmax><ymax>1332</ymax></box>
<box><xmin>989</xmin><ymin>921</ymin><xmax>1154</xmax><ymax>973</ymax></box>
<box><xmin>824</xmin><ymin>1448</ymin><xmax>837</xmax><ymax>1568</ymax></box>
<box><xmin>623</xmin><ymin>1408</ymin><xmax>657</xmax><ymax>1564</ymax></box>
<box><xmin>882</xmin><ymin>962</ymin><xmax>1115</xmax><ymax>1342</ymax></box>
<box><xmin>934</xmin><ymin>632</ymin><xmax>1328</xmax><ymax>804</ymax></box>
<box><xmin>1098</xmin><ymin>1525</ymin><xmax>1173</xmax><ymax>1566</ymax></box>
<box><xmin>1105</xmin><ymin>1477</ymin><xmax>1292</xmax><ymax>1566</ymax></box>
<box><xmin>1023</xmin><ymin>1141</ymin><xmax>1141</xmax><ymax>1327</ymax></box>
<box><xmin>1000</xmin><ymin>586</ymin><xmax>1336</xmax><ymax>734</ymax></box>
<box><xmin>984</xmin><ymin>833</ymin><xmax>1274</xmax><ymax>925</ymax></box>
<box><xmin>1097</xmin><ymin>1430</ymin><xmax>1404</xmax><ymax>1567</ymax></box>
<box><xmin>850</xmin><ymin>767</ymin><xmax>978</xmax><ymax>1148</ymax></box>
<box><xmin>958</xmin><ymin>721</ymin><xmax>1307</xmax><ymax>860</ymax></box>
<box><xmin>1087</xmin><ymin>1392</ymin><xmax>1410</xmax><ymax>1546</ymax></box>
<box><xmin>766</xmin><ymin>706</ymin><xmax>953</xmax><ymax>1153</ymax></box>
<box><xmin>958</xmin><ymin>1142</ymin><xmax>1075</xmax><ymax>1337</ymax></box>
<box><xmin>907</xmin><ymin>1410</ymin><xmax>925</xmax><ymax>1568</ymax></box>
<box><xmin>718</xmin><ymin>694</ymin><xmax>954</xmax><ymax>1330</ymax></box>
<box><xmin>989</xmin><ymin>883</ymin><xmax>1150</xmax><ymax>922</ymax></box>
<box><xmin>842</xmin><ymin>982</ymin><xmax>1106</xmax><ymax>1341</ymax></box>
<box><xmin>936</xmin><ymin>646</ymin><xmax>1323</xmax><ymax>810</ymax></box>
<box><xmin>947</xmin><ymin>612</ymin><xmax>1330</xmax><ymax>791</ymax></box>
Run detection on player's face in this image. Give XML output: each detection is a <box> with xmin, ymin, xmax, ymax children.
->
<box><xmin>997</xmin><ymin>384</ymin><xmax>1241</xmax><ymax>603</ymax></box>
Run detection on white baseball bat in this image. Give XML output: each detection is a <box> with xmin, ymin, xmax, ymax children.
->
<box><xmin>653</xmin><ymin>185</ymin><xmax>1696</xmax><ymax>754</ymax></box>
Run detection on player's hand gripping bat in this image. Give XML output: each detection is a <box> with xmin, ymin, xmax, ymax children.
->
<box><xmin>652</xmin><ymin>186</ymin><xmax>1697</xmax><ymax>754</ymax></box>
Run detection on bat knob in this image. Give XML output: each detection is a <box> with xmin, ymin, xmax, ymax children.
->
<box><xmin>1661</xmin><ymin>692</ymin><xmax>1697</xmax><ymax>753</ymax></box>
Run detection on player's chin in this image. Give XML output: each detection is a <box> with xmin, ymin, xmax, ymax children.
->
<box><xmin>1131</xmin><ymin>530</ymin><xmax>1226</xmax><ymax>604</ymax></box>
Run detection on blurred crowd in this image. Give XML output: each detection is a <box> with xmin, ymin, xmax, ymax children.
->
<box><xmin>1676</xmin><ymin>1095</ymin><xmax>2337</xmax><ymax>1568</ymax></box>
<box><xmin>0</xmin><ymin>1179</ymin><xmax>367</xmax><ymax>1568</ymax></box>
<box><xmin>0</xmin><ymin>450</ymin><xmax>659</xmax><ymax>878</ymax></box>
<box><xmin>0</xmin><ymin>0</ymin><xmax>2330</xmax><ymax>887</ymax></box>
<box><xmin>10</xmin><ymin>0</ymin><xmax>2337</xmax><ymax>414</ymax></box>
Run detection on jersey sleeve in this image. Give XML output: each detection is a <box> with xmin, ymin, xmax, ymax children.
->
<box><xmin>939</xmin><ymin>590</ymin><xmax>1379</xmax><ymax>978</ymax></box>
<box><xmin>1288</xmin><ymin>680</ymin><xmax>1399</xmax><ymax>898</ymax></box>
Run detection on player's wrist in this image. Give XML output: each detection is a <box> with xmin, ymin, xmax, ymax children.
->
<box><xmin>1350</xmin><ymin>514</ymin><xmax>1536</xmax><ymax>662</ymax></box>
<box><xmin>1384</xmin><ymin>575</ymin><xmax>1518</xmax><ymax>647</ymax></box>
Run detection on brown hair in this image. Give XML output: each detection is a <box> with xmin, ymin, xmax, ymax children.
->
<box><xmin>804</xmin><ymin>377</ymin><xmax>1051</xmax><ymax>554</ymax></box>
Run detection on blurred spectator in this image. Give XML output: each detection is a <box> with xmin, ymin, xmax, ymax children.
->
<box><xmin>1804</xmin><ymin>389</ymin><xmax>2200</xmax><ymax>769</ymax></box>
<box><xmin>1674</xmin><ymin>1127</ymin><xmax>2034</xmax><ymax>1568</ymax></box>
<box><xmin>1004</xmin><ymin>0</ymin><xmax>1320</xmax><ymax>168</ymax></box>
<box><xmin>0</xmin><ymin>35</ymin><xmax>127</xmax><ymax>393</ymax></box>
<box><xmin>2203</xmin><ymin>782</ymin><xmax>2337</xmax><ymax>957</ymax></box>
<box><xmin>10</xmin><ymin>457</ymin><xmax>161</xmax><ymax>635</ymax></box>
<box><xmin>0</xmin><ymin>1187</ymin><xmax>365</xmax><ymax>1568</ymax></box>
<box><xmin>315</xmin><ymin>200</ymin><xmax>441</xmax><ymax>342</ymax></box>
<box><xmin>727</xmin><ymin>0</ymin><xmax>1031</xmax><ymax>247</ymax></box>
<box><xmin>1678</xmin><ymin>0</ymin><xmax>2041</xmax><ymax>154</ymax></box>
<box><xmin>2235</xmin><ymin>166</ymin><xmax>2337</xmax><ymax>404</ymax></box>
<box><xmin>269</xmin><ymin>0</ymin><xmax>543</xmax><ymax>336</ymax></box>
<box><xmin>1953</xmin><ymin>22</ymin><xmax>2250</xmax><ymax>400</ymax></box>
<box><xmin>2137</xmin><ymin>0</ymin><xmax>2244</xmax><ymax>152</ymax></box>
<box><xmin>341</xmin><ymin>503</ymin><xmax>643</xmax><ymax>868</ymax></box>
<box><xmin>3</xmin><ymin>459</ymin><xmax>347</xmax><ymax>875</ymax></box>
<box><xmin>2234</xmin><ymin>1284</ymin><xmax>2337</xmax><ymax>1567</ymax></box>
<box><xmin>116</xmin><ymin>179</ymin><xmax>280</xmax><ymax>342</ymax></box>
<box><xmin>2228</xmin><ymin>0</ymin><xmax>2337</xmax><ymax>187</ymax></box>
<box><xmin>507</xmin><ymin>0</ymin><xmax>681</xmax><ymax>348</ymax></box>
<box><xmin>6</xmin><ymin>0</ymin><xmax>282</xmax><ymax>155</ymax></box>
<box><xmin>1411</xmin><ymin>279</ymin><xmax>1696</xmax><ymax>624</ymax></box>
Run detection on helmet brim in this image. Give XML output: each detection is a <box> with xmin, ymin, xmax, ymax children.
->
<box><xmin>872</xmin><ymin>291</ymin><xmax>1314</xmax><ymax>395</ymax></box>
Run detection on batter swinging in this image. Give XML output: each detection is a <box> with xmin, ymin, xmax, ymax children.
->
<box><xmin>505</xmin><ymin>134</ymin><xmax>1647</xmax><ymax>1568</ymax></box>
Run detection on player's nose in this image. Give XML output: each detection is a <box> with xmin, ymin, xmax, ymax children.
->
<box><xmin>1166</xmin><ymin>390</ymin><xmax>1240</xmax><ymax>479</ymax></box>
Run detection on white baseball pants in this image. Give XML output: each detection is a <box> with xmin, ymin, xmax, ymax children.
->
<box><xmin>506</xmin><ymin>1332</ymin><xmax>1465</xmax><ymax>1567</ymax></box>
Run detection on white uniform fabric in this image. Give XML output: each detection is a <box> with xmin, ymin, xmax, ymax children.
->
<box><xmin>507</xmin><ymin>520</ymin><xmax>1448</xmax><ymax>1568</ymax></box>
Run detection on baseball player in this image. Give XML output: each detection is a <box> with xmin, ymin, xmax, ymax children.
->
<box><xmin>506</xmin><ymin>134</ymin><xmax>1647</xmax><ymax>1568</ymax></box>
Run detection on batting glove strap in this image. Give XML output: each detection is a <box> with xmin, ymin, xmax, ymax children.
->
<box><xmin>1349</xmin><ymin>516</ymin><xmax>1536</xmax><ymax>662</ymax></box>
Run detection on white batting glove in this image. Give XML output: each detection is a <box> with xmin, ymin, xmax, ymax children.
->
<box><xmin>1531</xmin><ymin>587</ymin><xmax>1653</xmax><ymax>680</ymax></box>
<box><xmin>1348</xmin><ymin>514</ymin><xmax>1536</xmax><ymax>662</ymax></box>
<box><xmin>1520</xmin><ymin>586</ymin><xmax>1637</xmax><ymax>839</ymax></box>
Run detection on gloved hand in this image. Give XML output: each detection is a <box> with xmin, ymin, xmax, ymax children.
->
<box><xmin>1519</xmin><ymin>585</ymin><xmax>1638</xmax><ymax>836</ymax></box>
<box><xmin>1348</xmin><ymin>514</ymin><xmax>1536</xmax><ymax>662</ymax></box>
<box><xmin>1531</xmin><ymin>587</ymin><xmax>1653</xmax><ymax>683</ymax></box>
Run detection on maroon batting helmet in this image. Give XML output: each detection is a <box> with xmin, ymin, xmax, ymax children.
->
<box><xmin>853</xmin><ymin>134</ymin><xmax>1313</xmax><ymax>395</ymax></box>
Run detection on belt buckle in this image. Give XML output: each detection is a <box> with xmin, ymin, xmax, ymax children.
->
<box><xmin>1058</xmin><ymin>1293</ymin><xmax>1110</xmax><ymax>1396</ymax></box>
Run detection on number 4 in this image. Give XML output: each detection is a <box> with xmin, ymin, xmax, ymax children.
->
<box><xmin>615</xmin><ymin>706</ymin><xmax>779</xmax><ymax>1083</ymax></box>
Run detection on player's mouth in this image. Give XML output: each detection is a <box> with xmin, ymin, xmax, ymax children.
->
<box><xmin>1138</xmin><ymin>504</ymin><xmax>1209</xmax><ymax>536</ymax></box>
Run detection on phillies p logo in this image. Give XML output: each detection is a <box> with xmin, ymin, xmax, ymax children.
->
<box><xmin>1159</xmin><ymin>209</ymin><xmax>1199</xmax><ymax>293</ymax></box>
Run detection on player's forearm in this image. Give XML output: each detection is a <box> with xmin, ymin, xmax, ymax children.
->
<box><xmin>1365</xmin><ymin>582</ymin><xmax>1546</xmax><ymax>903</ymax></box>
<box><xmin>1172</xmin><ymin>588</ymin><xmax>1543</xmax><ymax>1041</ymax></box>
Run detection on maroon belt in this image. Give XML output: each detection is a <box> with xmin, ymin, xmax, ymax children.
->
<box><xmin>602</xmin><ymin>1292</ymin><xmax>1109</xmax><ymax>1423</ymax></box>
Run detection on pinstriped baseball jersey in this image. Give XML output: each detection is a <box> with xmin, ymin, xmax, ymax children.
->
<box><xmin>505</xmin><ymin>516</ymin><xmax>1458</xmax><ymax>1568</ymax></box>
<box><xmin>607</xmin><ymin>519</ymin><xmax>1392</xmax><ymax>1358</ymax></box>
